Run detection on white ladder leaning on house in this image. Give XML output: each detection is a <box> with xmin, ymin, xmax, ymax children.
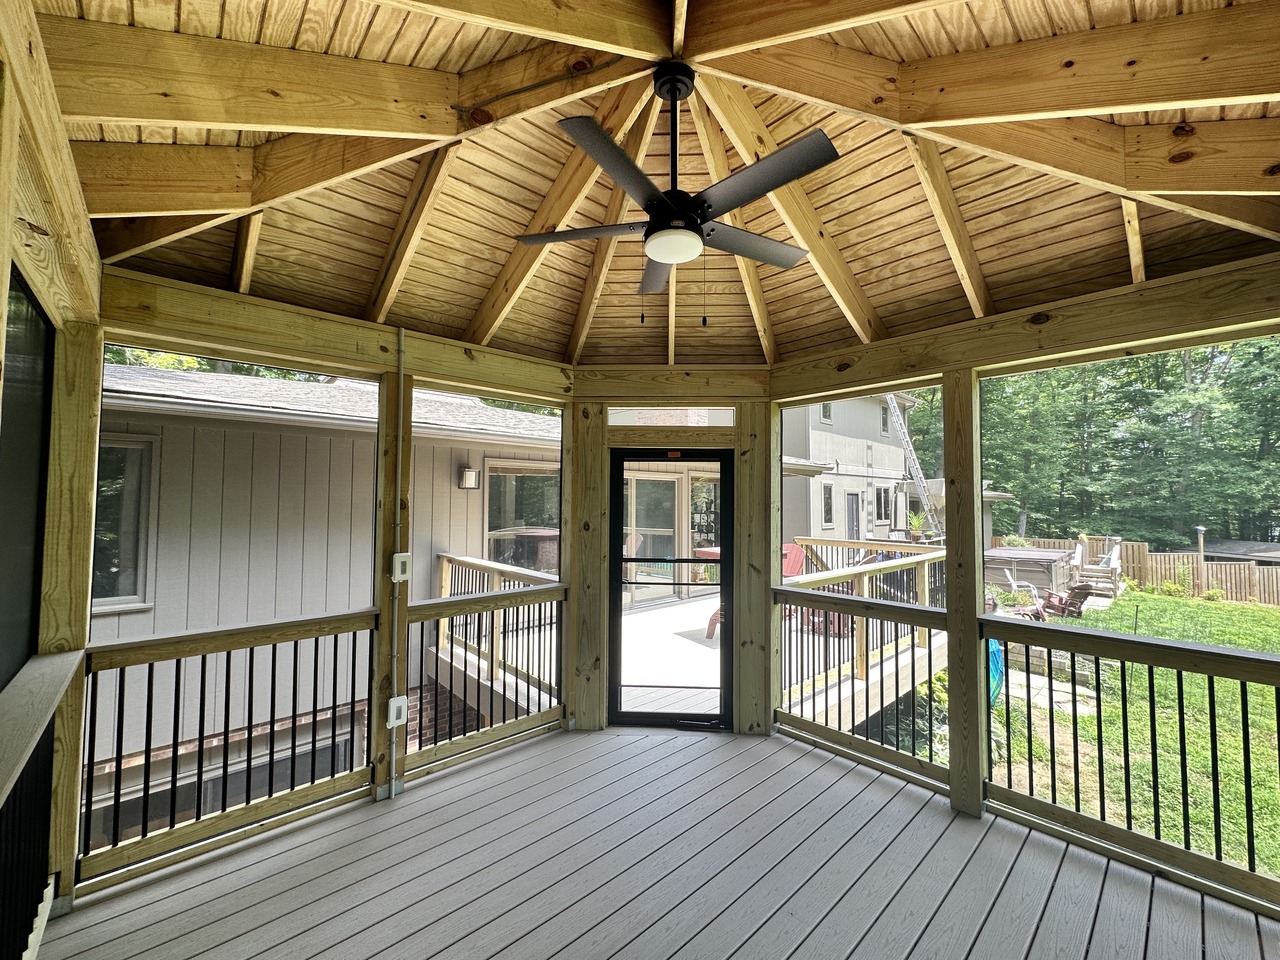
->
<box><xmin>885</xmin><ymin>394</ymin><xmax>943</xmax><ymax>535</ymax></box>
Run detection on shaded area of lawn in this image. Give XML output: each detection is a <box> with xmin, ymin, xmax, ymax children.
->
<box><xmin>990</xmin><ymin>593</ymin><xmax>1280</xmax><ymax>878</ymax></box>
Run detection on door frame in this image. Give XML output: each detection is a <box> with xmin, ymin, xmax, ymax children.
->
<box><xmin>607</xmin><ymin>448</ymin><xmax>734</xmax><ymax>728</ymax></box>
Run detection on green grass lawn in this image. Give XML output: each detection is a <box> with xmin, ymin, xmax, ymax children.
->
<box><xmin>992</xmin><ymin>593</ymin><xmax>1280</xmax><ymax>878</ymax></box>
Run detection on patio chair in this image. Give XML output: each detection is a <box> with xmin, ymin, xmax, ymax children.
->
<box><xmin>708</xmin><ymin>542</ymin><xmax>808</xmax><ymax>638</ymax></box>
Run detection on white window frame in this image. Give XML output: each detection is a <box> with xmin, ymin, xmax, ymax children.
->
<box><xmin>821</xmin><ymin>482</ymin><xmax>835</xmax><ymax>528</ymax></box>
<box><xmin>819</xmin><ymin>401</ymin><xmax>833</xmax><ymax>423</ymax></box>
<box><xmin>875</xmin><ymin>485</ymin><xmax>893</xmax><ymax>523</ymax></box>
<box><xmin>880</xmin><ymin>403</ymin><xmax>890</xmax><ymax>436</ymax></box>
<box><xmin>92</xmin><ymin>434</ymin><xmax>161</xmax><ymax>614</ymax></box>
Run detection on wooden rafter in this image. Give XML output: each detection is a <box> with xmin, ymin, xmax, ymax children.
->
<box><xmin>367</xmin><ymin>145</ymin><xmax>461</xmax><ymax>324</ymax></box>
<box><xmin>901</xmin><ymin>134</ymin><xmax>993</xmax><ymax>319</ymax></box>
<box><xmin>464</xmin><ymin>78</ymin><xmax>652</xmax><ymax>347</ymax></box>
<box><xmin>373</xmin><ymin>0</ymin><xmax>671</xmax><ymax>60</ymax></box>
<box><xmin>684</xmin><ymin>0</ymin><xmax>959</xmax><ymax>61</ymax></box>
<box><xmin>39</xmin><ymin>15</ymin><xmax>458</xmax><ymax>139</ymax></box>
<box><xmin>565</xmin><ymin>98</ymin><xmax>661</xmax><ymax>364</ymax></box>
<box><xmin>897</xmin><ymin>2</ymin><xmax>1280</xmax><ymax>127</ymax></box>
<box><xmin>231</xmin><ymin>212</ymin><xmax>263</xmax><ymax>295</ymax></box>
<box><xmin>94</xmin><ymin>137</ymin><xmax>439</xmax><ymax>263</ymax></box>
<box><xmin>1121</xmin><ymin>199</ymin><xmax>1145</xmax><ymax>285</ymax></box>
<box><xmin>73</xmin><ymin>142</ymin><xmax>253</xmax><ymax>217</ymax></box>
<box><xmin>687</xmin><ymin>92</ymin><xmax>777</xmax><ymax>363</ymax></box>
<box><xmin>698</xmin><ymin>76</ymin><xmax>887</xmax><ymax>344</ymax></box>
<box><xmin>1124</xmin><ymin>119</ymin><xmax>1280</xmax><ymax>195</ymax></box>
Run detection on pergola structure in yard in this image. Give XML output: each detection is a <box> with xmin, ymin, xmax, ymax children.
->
<box><xmin>2</xmin><ymin>0</ymin><xmax>1279</xmax><ymax>954</ymax></box>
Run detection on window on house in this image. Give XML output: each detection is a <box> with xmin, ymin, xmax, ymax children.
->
<box><xmin>876</xmin><ymin>486</ymin><xmax>893</xmax><ymax>523</ymax></box>
<box><xmin>819</xmin><ymin>402</ymin><xmax>833</xmax><ymax>423</ymax></box>
<box><xmin>486</xmin><ymin>461</ymin><xmax>561</xmax><ymax>573</ymax></box>
<box><xmin>93</xmin><ymin>437</ymin><xmax>157</xmax><ymax>606</ymax></box>
<box><xmin>821</xmin><ymin>483</ymin><xmax>834</xmax><ymax>527</ymax></box>
<box><xmin>881</xmin><ymin>403</ymin><xmax>890</xmax><ymax>435</ymax></box>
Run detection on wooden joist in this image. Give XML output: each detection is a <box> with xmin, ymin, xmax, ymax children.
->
<box><xmin>231</xmin><ymin>212</ymin><xmax>264</xmax><ymax>294</ymax></box>
<box><xmin>698</xmin><ymin>76</ymin><xmax>888</xmax><ymax>344</ymax></box>
<box><xmin>1120</xmin><ymin>198</ymin><xmax>1145</xmax><ymax>285</ymax></box>
<box><xmin>1124</xmin><ymin>119</ymin><xmax>1280</xmax><ymax>195</ymax></box>
<box><xmin>73</xmin><ymin>142</ymin><xmax>253</xmax><ymax>217</ymax></box>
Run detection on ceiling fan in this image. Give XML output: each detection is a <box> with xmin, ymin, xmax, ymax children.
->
<box><xmin>518</xmin><ymin>63</ymin><xmax>840</xmax><ymax>294</ymax></box>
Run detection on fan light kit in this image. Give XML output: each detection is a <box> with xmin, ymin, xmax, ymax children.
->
<box><xmin>519</xmin><ymin>62</ymin><xmax>839</xmax><ymax>294</ymax></box>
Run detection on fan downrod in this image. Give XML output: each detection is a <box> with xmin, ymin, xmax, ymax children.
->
<box><xmin>653</xmin><ymin>62</ymin><xmax>695</xmax><ymax>103</ymax></box>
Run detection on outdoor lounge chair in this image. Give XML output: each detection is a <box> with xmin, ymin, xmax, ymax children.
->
<box><xmin>1010</xmin><ymin>582</ymin><xmax>1093</xmax><ymax>620</ymax></box>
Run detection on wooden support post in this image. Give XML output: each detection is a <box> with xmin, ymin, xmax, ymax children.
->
<box><xmin>854</xmin><ymin>572</ymin><xmax>868</xmax><ymax>681</ymax></box>
<box><xmin>436</xmin><ymin>556</ymin><xmax>452</xmax><ymax>651</ymax></box>
<box><xmin>372</xmin><ymin>372</ymin><xmax>411</xmax><ymax>796</ymax></box>
<box><xmin>915</xmin><ymin>560</ymin><xmax>928</xmax><ymax>647</ymax></box>
<box><xmin>489</xmin><ymin>571</ymin><xmax>504</xmax><ymax>677</ymax></box>
<box><xmin>37</xmin><ymin>319</ymin><xmax>104</xmax><ymax>900</ymax></box>
<box><xmin>942</xmin><ymin>368</ymin><xmax>988</xmax><ymax>817</ymax></box>
<box><xmin>563</xmin><ymin>401</ymin><xmax>608</xmax><ymax>730</ymax></box>
<box><xmin>0</xmin><ymin>62</ymin><xmax>17</xmax><ymax>386</ymax></box>
<box><xmin>733</xmin><ymin>400</ymin><xmax>779</xmax><ymax>734</ymax></box>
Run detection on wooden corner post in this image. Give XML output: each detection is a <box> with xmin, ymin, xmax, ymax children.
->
<box><xmin>942</xmin><ymin>368</ymin><xmax>988</xmax><ymax>817</ymax></box>
<box><xmin>733</xmin><ymin>400</ymin><xmax>780</xmax><ymax>734</ymax></box>
<box><xmin>38</xmin><ymin>319</ymin><xmax>104</xmax><ymax>901</ymax></box>
<box><xmin>372</xmin><ymin>372</ymin><xmax>412</xmax><ymax>796</ymax></box>
<box><xmin>563</xmin><ymin>400</ymin><xmax>608</xmax><ymax>730</ymax></box>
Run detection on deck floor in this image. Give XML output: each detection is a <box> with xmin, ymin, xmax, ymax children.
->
<box><xmin>43</xmin><ymin>730</ymin><xmax>1279</xmax><ymax>960</ymax></box>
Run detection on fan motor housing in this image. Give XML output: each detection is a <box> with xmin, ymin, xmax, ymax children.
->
<box><xmin>653</xmin><ymin>62</ymin><xmax>695</xmax><ymax>103</ymax></box>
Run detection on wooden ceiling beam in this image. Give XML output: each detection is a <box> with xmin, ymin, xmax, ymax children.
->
<box><xmin>366</xmin><ymin>144</ymin><xmax>461</xmax><ymax>324</ymax></box>
<box><xmin>684</xmin><ymin>0</ymin><xmax>958</xmax><ymax>61</ymax></box>
<box><xmin>902</xmin><ymin>134</ymin><xmax>993</xmax><ymax>319</ymax></box>
<box><xmin>95</xmin><ymin>137</ymin><xmax>440</xmax><ymax>262</ymax></box>
<box><xmin>1120</xmin><ymin>199</ymin><xmax>1145</xmax><ymax>285</ymax></box>
<box><xmin>897</xmin><ymin>1</ymin><xmax>1280</xmax><ymax>127</ymax></box>
<box><xmin>687</xmin><ymin>92</ymin><xmax>776</xmax><ymax>363</ymax></box>
<box><xmin>698</xmin><ymin>76</ymin><xmax>887</xmax><ymax>343</ymax></box>
<box><xmin>73</xmin><ymin>142</ymin><xmax>253</xmax><ymax>218</ymax></box>
<box><xmin>375</xmin><ymin>0</ymin><xmax>671</xmax><ymax>60</ymax></box>
<box><xmin>457</xmin><ymin>45</ymin><xmax>652</xmax><ymax>132</ymax></box>
<box><xmin>465</xmin><ymin>78</ymin><xmax>652</xmax><ymax>347</ymax></box>
<box><xmin>771</xmin><ymin>252</ymin><xmax>1280</xmax><ymax>402</ymax></box>
<box><xmin>231</xmin><ymin>212</ymin><xmax>263</xmax><ymax>295</ymax></box>
<box><xmin>565</xmin><ymin>98</ymin><xmax>661</xmax><ymax>364</ymax></box>
<box><xmin>1124</xmin><ymin>119</ymin><xmax>1280</xmax><ymax>195</ymax></box>
<box><xmin>1</xmin><ymin>1</ymin><xmax>99</xmax><ymax>324</ymax></box>
<box><xmin>38</xmin><ymin>15</ymin><xmax>458</xmax><ymax>138</ymax></box>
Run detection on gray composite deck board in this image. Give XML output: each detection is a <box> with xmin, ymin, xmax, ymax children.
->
<box><xmin>43</xmin><ymin>730</ymin><xmax>1278</xmax><ymax>960</ymax></box>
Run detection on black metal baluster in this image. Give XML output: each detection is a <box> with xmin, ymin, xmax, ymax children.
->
<box><xmin>1208</xmin><ymin>676</ymin><xmax>1222</xmax><ymax>860</ymax></box>
<box><xmin>221</xmin><ymin>649</ymin><xmax>232</xmax><ymax>813</ymax></box>
<box><xmin>111</xmin><ymin>669</ymin><xmax>127</xmax><ymax>846</ymax></box>
<box><xmin>1148</xmin><ymin>664</ymin><xmax>1160</xmax><ymax>840</ymax></box>
<box><xmin>196</xmin><ymin>654</ymin><xmax>208</xmax><ymax>820</ymax></box>
<box><xmin>1047</xmin><ymin>653</ymin><xmax>1057</xmax><ymax>805</ymax></box>
<box><xmin>83</xmin><ymin>670</ymin><xmax>99</xmax><ymax>857</ymax></box>
<box><xmin>1120</xmin><ymin>660</ymin><xmax>1132</xmax><ymax>829</ymax></box>
<box><xmin>926</xmin><ymin>632</ymin><xmax>934</xmax><ymax>764</ymax></box>
<box><xmin>1241</xmin><ymin>682</ymin><xmax>1255</xmax><ymax>872</ymax></box>
<box><xmin>168</xmin><ymin>660</ymin><xmax>181</xmax><ymax>830</ymax></box>
<box><xmin>1024</xmin><ymin>646</ymin><xmax>1033</xmax><ymax>795</ymax></box>
<box><xmin>350</xmin><ymin>633</ymin><xmax>358</xmax><ymax>770</ymax></box>
<box><xmin>268</xmin><ymin>644</ymin><xmax>278</xmax><ymax>797</ymax></box>
<box><xmin>1095</xmin><ymin>656</ymin><xmax>1105</xmax><ymax>821</ymax></box>
<box><xmin>1003</xmin><ymin>640</ymin><xmax>1012</xmax><ymax>789</ymax></box>
<box><xmin>1177</xmin><ymin>671</ymin><xmax>1190</xmax><ymax>849</ymax></box>
<box><xmin>432</xmin><ymin>620</ymin><xmax>442</xmax><ymax>747</ymax></box>
<box><xmin>290</xmin><ymin>639</ymin><xmax>300</xmax><ymax>789</ymax></box>
<box><xmin>365</xmin><ymin>631</ymin><xmax>374</xmax><ymax>763</ymax></box>
<box><xmin>447</xmin><ymin>616</ymin><xmax>457</xmax><ymax>740</ymax></box>
<box><xmin>330</xmin><ymin>635</ymin><xmax>339</xmax><ymax>773</ymax></box>
<box><xmin>310</xmin><ymin>637</ymin><xmax>320</xmax><ymax>784</ymax></box>
<box><xmin>415</xmin><ymin>624</ymin><xmax>425</xmax><ymax>750</ymax></box>
<box><xmin>141</xmin><ymin>663</ymin><xmax>155</xmax><ymax>838</ymax></box>
<box><xmin>1070</xmin><ymin>652</ymin><xmax>1080</xmax><ymax>812</ymax></box>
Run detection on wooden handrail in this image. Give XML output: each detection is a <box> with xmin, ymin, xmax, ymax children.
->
<box><xmin>773</xmin><ymin>586</ymin><xmax>949</xmax><ymax>631</ymax></box>
<box><xmin>793</xmin><ymin>536</ymin><xmax>942</xmax><ymax>556</ymax></box>
<box><xmin>0</xmin><ymin>652</ymin><xmax>84</xmax><ymax>808</ymax></box>
<box><xmin>407</xmin><ymin>583</ymin><xmax>567</xmax><ymax>623</ymax></box>
<box><xmin>86</xmin><ymin>609</ymin><xmax>379</xmax><ymax>672</ymax></box>
<box><xmin>980</xmin><ymin>614</ymin><xmax>1280</xmax><ymax>687</ymax></box>
<box><xmin>438</xmin><ymin>552</ymin><xmax>557</xmax><ymax>585</ymax></box>
<box><xmin>788</xmin><ymin>549</ymin><xmax>945</xmax><ymax>589</ymax></box>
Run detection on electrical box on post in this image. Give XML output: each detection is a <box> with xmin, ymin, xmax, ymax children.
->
<box><xmin>391</xmin><ymin>552</ymin><xmax>412</xmax><ymax>582</ymax></box>
<box><xmin>386</xmin><ymin>695</ymin><xmax>408</xmax><ymax>729</ymax></box>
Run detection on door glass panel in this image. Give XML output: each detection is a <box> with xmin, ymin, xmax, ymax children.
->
<box><xmin>616</xmin><ymin>457</ymin><xmax>727</xmax><ymax>719</ymax></box>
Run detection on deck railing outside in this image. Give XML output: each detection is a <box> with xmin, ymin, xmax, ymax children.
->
<box><xmin>78</xmin><ymin>612</ymin><xmax>375</xmax><ymax>884</ymax></box>
<box><xmin>982</xmin><ymin>614</ymin><xmax>1280</xmax><ymax>904</ymax></box>
<box><xmin>403</xmin><ymin>555</ymin><xmax>564</xmax><ymax>766</ymax></box>
<box><xmin>775</xmin><ymin>545</ymin><xmax>950</xmax><ymax>782</ymax></box>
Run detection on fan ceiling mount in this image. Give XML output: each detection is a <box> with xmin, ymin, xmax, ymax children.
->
<box><xmin>518</xmin><ymin>63</ymin><xmax>840</xmax><ymax>294</ymax></box>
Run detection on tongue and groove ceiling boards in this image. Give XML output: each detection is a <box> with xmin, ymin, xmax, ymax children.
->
<box><xmin>30</xmin><ymin>0</ymin><xmax>1280</xmax><ymax>366</ymax></box>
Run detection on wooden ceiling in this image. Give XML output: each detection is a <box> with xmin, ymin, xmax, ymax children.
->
<box><xmin>24</xmin><ymin>0</ymin><xmax>1280</xmax><ymax>367</ymax></box>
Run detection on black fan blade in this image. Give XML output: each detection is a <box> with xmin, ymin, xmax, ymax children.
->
<box><xmin>560</xmin><ymin>116</ymin><xmax>671</xmax><ymax>212</ymax></box>
<box><xmin>640</xmin><ymin>258</ymin><xmax>673</xmax><ymax>294</ymax></box>
<box><xmin>693</xmin><ymin>129</ymin><xmax>838</xmax><ymax>220</ymax></box>
<box><xmin>520</xmin><ymin>222</ymin><xmax>645</xmax><ymax>245</ymax></box>
<box><xmin>702</xmin><ymin>222</ymin><xmax>809</xmax><ymax>269</ymax></box>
